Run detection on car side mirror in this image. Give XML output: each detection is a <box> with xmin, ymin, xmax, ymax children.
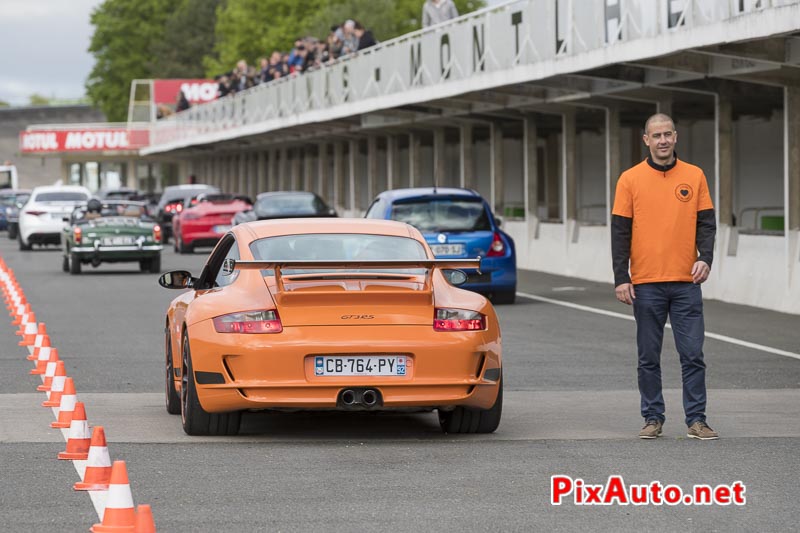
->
<box><xmin>443</xmin><ymin>269</ymin><xmax>468</xmax><ymax>286</ymax></box>
<box><xmin>494</xmin><ymin>215</ymin><xmax>503</xmax><ymax>228</ymax></box>
<box><xmin>159</xmin><ymin>270</ymin><xmax>195</xmax><ymax>289</ymax></box>
<box><xmin>62</xmin><ymin>216</ymin><xmax>70</xmax><ymax>222</ymax></box>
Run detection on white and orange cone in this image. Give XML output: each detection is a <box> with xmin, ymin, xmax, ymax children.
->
<box><xmin>51</xmin><ymin>376</ymin><xmax>76</xmax><ymax>428</ymax></box>
<box><xmin>91</xmin><ymin>461</ymin><xmax>136</xmax><ymax>532</ymax></box>
<box><xmin>30</xmin><ymin>345</ymin><xmax>57</xmax><ymax>375</ymax></box>
<box><xmin>74</xmin><ymin>426</ymin><xmax>112</xmax><ymax>491</ymax></box>
<box><xmin>16</xmin><ymin>319</ymin><xmax>37</xmax><ymax>342</ymax></box>
<box><xmin>37</xmin><ymin>347</ymin><xmax>60</xmax><ymax>391</ymax></box>
<box><xmin>42</xmin><ymin>366</ymin><xmax>67</xmax><ymax>406</ymax></box>
<box><xmin>11</xmin><ymin>303</ymin><xmax>30</xmax><ymax>325</ymax></box>
<box><xmin>134</xmin><ymin>504</ymin><xmax>156</xmax><ymax>533</ymax></box>
<box><xmin>58</xmin><ymin>401</ymin><xmax>90</xmax><ymax>460</ymax></box>
<box><xmin>30</xmin><ymin>332</ymin><xmax>50</xmax><ymax>359</ymax></box>
<box><xmin>27</xmin><ymin>335</ymin><xmax>49</xmax><ymax>360</ymax></box>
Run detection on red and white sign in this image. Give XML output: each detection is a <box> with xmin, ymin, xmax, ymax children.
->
<box><xmin>153</xmin><ymin>79</ymin><xmax>218</xmax><ymax>105</ymax></box>
<box><xmin>19</xmin><ymin>129</ymin><xmax>150</xmax><ymax>153</ymax></box>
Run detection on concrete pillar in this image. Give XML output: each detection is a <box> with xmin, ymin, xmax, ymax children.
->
<box><xmin>630</xmin><ymin>127</ymin><xmax>642</xmax><ymax>167</ymax></box>
<box><xmin>348</xmin><ymin>140</ymin><xmax>358</xmax><ymax>213</ymax></box>
<box><xmin>291</xmin><ymin>149</ymin><xmax>301</xmax><ymax>190</ymax></box>
<box><xmin>367</xmin><ymin>137</ymin><xmax>378</xmax><ymax>206</ymax></box>
<box><xmin>408</xmin><ymin>132</ymin><xmax>421</xmax><ymax>187</ymax></box>
<box><xmin>386</xmin><ymin>135</ymin><xmax>399</xmax><ymax>190</ymax></box>
<box><xmin>546</xmin><ymin>133</ymin><xmax>560</xmax><ymax>220</ymax></box>
<box><xmin>523</xmin><ymin>115</ymin><xmax>538</xmax><ymax>218</ymax></box>
<box><xmin>657</xmin><ymin>98</ymin><xmax>673</xmax><ymax>117</ymax></box>
<box><xmin>268</xmin><ymin>149</ymin><xmax>278</xmax><ymax>191</ymax></box>
<box><xmin>785</xmin><ymin>86</ymin><xmax>800</xmax><ymax>231</ymax></box>
<box><xmin>717</xmin><ymin>96</ymin><xmax>734</xmax><ymax>226</ymax></box>
<box><xmin>490</xmin><ymin>122</ymin><xmax>504</xmax><ymax>215</ymax></box>
<box><xmin>317</xmin><ymin>142</ymin><xmax>328</xmax><ymax>199</ymax></box>
<box><xmin>303</xmin><ymin>147</ymin><xmax>314</xmax><ymax>192</ymax></box>
<box><xmin>256</xmin><ymin>152</ymin><xmax>265</xmax><ymax>195</ymax></box>
<box><xmin>279</xmin><ymin>148</ymin><xmax>289</xmax><ymax>190</ymax></box>
<box><xmin>459</xmin><ymin>124</ymin><xmax>474</xmax><ymax>189</ymax></box>
<box><xmin>433</xmin><ymin>127</ymin><xmax>446</xmax><ymax>188</ymax></box>
<box><xmin>563</xmin><ymin>111</ymin><xmax>577</xmax><ymax>221</ymax></box>
<box><xmin>607</xmin><ymin>107</ymin><xmax>621</xmax><ymax>226</ymax></box>
<box><xmin>238</xmin><ymin>153</ymin><xmax>247</xmax><ymax>194</ymax></box>
<box><xmin>333</xmin><ymin>142</ymin><xmax>345</xmax><ymax>212</ymax></box>
<box><xmin>127</xmin><ymin>159</ymin><xmax>137</xmax><ymax>188</ymax></box>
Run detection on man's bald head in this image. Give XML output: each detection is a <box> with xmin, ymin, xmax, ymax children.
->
<box><xmin>644</xmin><ymin>113</ymin><xmax>675</xmax><ymax>134</ymax></box>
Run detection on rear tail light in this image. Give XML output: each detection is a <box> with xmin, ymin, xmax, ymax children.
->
<box><xmin>176</xmin><ymin>203</ymin><xmax>183</xmax><ymax>213</ymax></box>
<box><xmin>434</xmin><ymin>308</ymin><xmax>486</xmax><ymax>331</ymax></box>
<box><xmin>25</xmin><ymin>210</ymin><xmax>46</xmax><ymax>216</ymax></box>
<box><xmin>73</xmin><ymin>226</ymin><xmax>82</xmax><ymax>245</ymax></box>
<box><xmin>486</xmin><ymin>232</ymin><xmax>505</xmax><ymax>257</ymax></box>
<box><xmin>213</xmin><ymin>310</ymin><xmax>282</xmax><ymax>334</ymax></box>
<box><xmin>153</xmin><ymin>224</ymin><xmax>162</xmax><ymax>243</ymax></box>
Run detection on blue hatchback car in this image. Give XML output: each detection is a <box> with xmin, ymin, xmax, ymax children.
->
<box><xmin>365</xmin><ymin>187</ymin><xmax>517</xmax><ymax>304</ymax></box>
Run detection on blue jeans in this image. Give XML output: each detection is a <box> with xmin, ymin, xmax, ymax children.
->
<box><xmin>632</xmin><ymin>282</ymin><xmax>707</xmax><ymax>426</ymax></box>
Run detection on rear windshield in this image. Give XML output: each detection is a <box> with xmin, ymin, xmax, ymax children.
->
<box><xmin>390</xmin><ymin>198</ymin><xmax>491</xmax><ymax>232</ymax></box>
<box><xmin>250</xmin><ymin>233</ymin><xmax>427</xmax><ymax>275</ymax></box>
<box><xmin>160</xmin><ymin>187</ymin><xmax>218</xmax><ymax>204</ymax></box>
<box><xmin>74</xmin><ymin>203</ymin><xmax>147</xmax><ymax>221</ymax></box>
<box><xmin>255</xmin><ymin>194</ymin><xmax>328</xmax><ymax>217</ymax></box>
<box><xmin>35</xmin><ymin>192</ymin><xmax>89</xmax><ymax>202</ymax></box>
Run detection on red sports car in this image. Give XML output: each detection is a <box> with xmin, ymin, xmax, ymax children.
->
<box><xmin>173</xmin><ymin>194</ymin><xmax>251</xmax><ymax>254</ymax></box>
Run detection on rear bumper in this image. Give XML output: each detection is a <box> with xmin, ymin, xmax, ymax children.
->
<box><xmin>71</xmin><ymin>245</ymin><xmax>162</xmax><ymax>261</ymax></box>
<box><xmin>183</xmin><ymin>321</ymin><xmax>502</xmax><ymax>413</ymax></box>
<box><xmin>461</xmin><ymin>257</ymin><xmax>516</xmax><ymax>293</ymax></box>
<box><xmin>183</xmin><ymin>229</ymin><xmax>224</xmax><ymax>247</ymax></box>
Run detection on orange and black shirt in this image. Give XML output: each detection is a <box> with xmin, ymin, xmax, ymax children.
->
<box><xmin>611</xmin><ymin>155</ymin><xmax>716</xmax><ymax>286</ymax></box>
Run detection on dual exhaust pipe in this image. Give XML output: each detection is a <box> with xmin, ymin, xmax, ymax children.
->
<box><xmin>339</xmin><ymin>388</ymin><xmax>382</xmax><ymax>409</ymax></box>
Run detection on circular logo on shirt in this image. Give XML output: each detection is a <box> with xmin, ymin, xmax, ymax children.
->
<box><xmin>675</xmin><ymin>184</ymin><xmax>693</xmax><ymax>202</ymax></box>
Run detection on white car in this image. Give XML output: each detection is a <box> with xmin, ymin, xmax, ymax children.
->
<box><xmin>18</xmin><ymin>185</ymin><xmax>92</xmax><ymax>250</ymax></box>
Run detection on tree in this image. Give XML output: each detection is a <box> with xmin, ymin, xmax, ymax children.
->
<box><xmin>0</xmin><ymin>100</ymin><xmax>10</xmax><ymax>108</ymax></box>
<box><xmin>151</xmin><ymin>0</ymin><xmax>224</xmax><ymax>78</ymax></box>
<box><xmin>85</xmin><ymin>0</ymin><xmax>174</xmax><ymax>121</ymax></box>
<box><xmin>28</xmin><ymin>94</ymin><xmax>51</xmax><ymax>106</ymax></box>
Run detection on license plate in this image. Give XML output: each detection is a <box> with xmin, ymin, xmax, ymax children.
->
<box><xmin>314</xmin><ymin>356</ymin><xmax>407</xmax><ymax>376</ymax></box>
<box><xmin>101</xmin><ymin>236</ymin><xmax>134</xmax><ymax>246</ymax></box>
<box><xmin>213</xmin><ymin>225</ymin><xmax>232</xmax><ymax>233</ymax></box>
<box><xmin>430</xmin><ymin>244</ymin><xmax>464</xmax><ymax>256</ymax></box>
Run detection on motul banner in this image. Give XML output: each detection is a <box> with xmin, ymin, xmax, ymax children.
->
<box><xmin>153</xmin><ymin>79</ymin><xmax>218</xmax><ymax>105</ymax></box>
<box><xmin>19</xmin><ymin>129</ymin><xmax>150</xmax><ymax>153</ymax></box>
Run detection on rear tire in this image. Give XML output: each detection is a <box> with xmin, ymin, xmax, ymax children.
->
<box><xmin>165</xmin><ymin>329</ymin><xmax>180</xmax><ymax>415</ymax></box>
<box><xmin>178</xmin><ymin>237</ymin><xmax>192</xmax><ymax>254</ymax></box>
<box><xmin>8</xmin><ymin>223</ymin><xmax>17</xmax><ymax>240</ymax></box>
<box><xmin>492</xmin><ymin>290</ymin><xmax>516</xmax><ymax>305</ymax></box>
<box><xmin>180</xmin><ymin>331</ymin><xmax>240</xmax><ymax>436</ymax></box>
<box><xmin>62</xmin><ymin>254</ymin><xmax>69</xmax><ymax>272</ymax></box>
<box><xmin>69</xmin><ymin>253</ymin><xmax>81</xmax><ymax>274</ymax></box>
<box><xmin>149</xmin><ymin>255</ymin><xmax>161</xmax><ymax>273</ymax></box>
<box><xmin>18</xmin><ymin>233</ymin><xmax>31</xmax><ymax>251</ymax></box>
<box><xmin>438</xmin><ymin>376</ymin><xmax>503</xmax><ymax>434</ymax></box>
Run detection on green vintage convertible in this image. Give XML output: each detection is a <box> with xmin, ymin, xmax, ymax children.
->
<box><xmin>62</xmin><ymin>199</ymin><xmax>163</xmax><ymax>274</ymax></box>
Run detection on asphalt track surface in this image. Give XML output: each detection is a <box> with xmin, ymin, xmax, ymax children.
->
<box><xmin>1</xmin><ymin>237</ymin><xmax>799</xmax><ymax>532</ymax></box>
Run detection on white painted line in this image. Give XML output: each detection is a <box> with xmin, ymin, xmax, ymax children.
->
<box><xmin>516</xmin><ymin>291</ymin><xmax>800</xmax><ymax>361</ymax></box>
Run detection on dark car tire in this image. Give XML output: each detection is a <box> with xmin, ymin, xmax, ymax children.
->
<box><xmin>18</xmin><ymin>233</ymin><xmax>32</xmax><ymax>251</ymax></box>
<box><xmin>8</xmin><ymin>224</ymin><xmax>17</xmax><ymax>240</ymax></box>
<box><xmin>165</xmin><ymin>329</ymin><xmax>181</xmax><ymax>415</ymax></box>
<box><xmin>438</xmin><ymin>376</ymin><xmax>502</xmax><ymax>434</ymax></box>
<box><xmin>149</xmin><ymin>255</ymin><xmax>161</xmax><ymax>273</ymax></box>
<box><xmin>181</xmin><ymin>331</ymin><xmax>241</xmax><ymax>436</ymax></box>
<box><xmin>69</xmin><ymin>253</ymin><xmax>81</xmax><ymax>274</ymax></box>
<box><xmin>178</xmin><ymin>238</ymin><xmax>193</xmax><ymax>254</ymax></box>
<box><xmin>492</xmin><ymin>290</ymin><xmax>516</xmax><ymax>305</ymax></box>
<box><xmin>62</xmin><ymin>254</ymin><xmax>69</xmax><ymax>273</ymax></box>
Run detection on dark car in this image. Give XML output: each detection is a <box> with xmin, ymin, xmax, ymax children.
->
<box><xmin>0</xmin><ymin>189</ymin><xmax>31</xmax><ymax>238</ymax></box>
<box><xmin>232</xmin><ymin>191</ymin><xmax>336</xmax><ymax>225</ymax></box>
<box><xmin>365</xmin><ymin>187</ymin><xmax>517</xmax><ymax>304</ymax></box>
<box><xmin>98</xmin><ymin>187</ymin><xmax>141</xmax><ymax>201</ymax></box>
<box><xmin>155</xmin><ymin>184</ymin><xmax>220</xmax><ymax>243</ymax></box>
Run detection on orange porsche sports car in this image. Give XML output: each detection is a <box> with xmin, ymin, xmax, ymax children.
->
<box><xmin>159</xmin><ymin>218</ymin><xmax>503</xmax><ymax>435</ymax></box>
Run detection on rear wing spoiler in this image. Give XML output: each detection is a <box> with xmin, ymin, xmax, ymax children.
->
<box><xmin>223</xmin><ymin>258</ymin><xmax>481</xmax><ymax>293</ymax></box>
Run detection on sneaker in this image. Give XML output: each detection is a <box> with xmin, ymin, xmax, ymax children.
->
<box><xmin>687</xmin><ymin>421</ymin><xmax>719</xmax><ymax>440</ymax></box>
<box><xmin>638</xmin><ymin>419</ymin><xmax>663</xmax><ymax>439</ymax></box>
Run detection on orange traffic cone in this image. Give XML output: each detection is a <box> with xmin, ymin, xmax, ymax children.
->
<box><xmin>11</xmin><ymin>304</ymin><xmax>30</xmax><ymax>325</ymax></box>
<box><xmin>43</xmin><ymin>367</ymin><xmax>67</xmax><ymax>406</ymax></box>
<box><xmin>38</xmin><ymin>348</ymin><xmax>62</xmax><ymax>391</ymax></box>
<box><xmin>28</xmin><ymin>335</ymin><xmax>50</xmax><ymax>360</ymax></box>
<box><xmin>74</xmin><ymin>426</ymin><xmax>112</xmax><ymax>491</ymax></box>
<box><xmin>16</xmin><ymin>314</ymin><xmax>35</xmax><ymax>336</ymax></box>
<box><xmin>30</xmin><ymin>345</ymin><xmax>57</xmax><ymax>375</ymax></box>
<box><xmin>18</xmin><ymin>321</ymin><xmax>38</xmax><ymax>345</ymax></box>
<box><xmin>91</xmin><ymin>461</ymin><xmax>136</xmax><ymax>532</ymax></box>
<box><xmin>58</xmin><ymin>401</ymin><xmax>90</xmax><ymax>460</ymax></box>
<box><xmin>51</xmin><ymin>376</ymin><xmax>76</xmax><ymax>428</ymax></box>
<box><xmin>30</xmin><ymin>331</ymin><xmax>49</xmax><ymax>359</ymax></box>
<box><xmin>134</xmin><ymin>504</ymin><xmax>156</xmax><ymax>533</ymax></box>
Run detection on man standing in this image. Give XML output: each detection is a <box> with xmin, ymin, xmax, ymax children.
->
<box><xmin>422</xmin><ymin>0</ymin><xmax>460</xmax><ymax>28</ymax></box>
<box><xmin>611</xmin><ymin>113</ymin><xmax>718</xmax><ymax>440</ymax></box>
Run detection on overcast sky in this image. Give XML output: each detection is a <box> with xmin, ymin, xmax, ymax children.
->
<box><xmin>0</xmin><ymin>0</ymin><xmax>509</xmax><ymax>107</ymax></box>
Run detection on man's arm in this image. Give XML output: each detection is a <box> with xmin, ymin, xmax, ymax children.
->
<box><xmin>611</xmin><ymin>214</ymin><xmax>632</xmax><ymax>286</ymax></box>
<box><xmin>696</xmin><ymin>208</ymin><xmax>716</xmax><ymax>267</ymax></box>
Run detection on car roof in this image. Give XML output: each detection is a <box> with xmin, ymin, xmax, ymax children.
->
<box><xmin>0</xmin><ymin>189</ymin><xmax>31</xmax><ymax>195</ymax></box>
<box><xmin>376</xmin><ymin>187</ymin><xmax>483</xmax><ymax>202</ymax></box>
<box><xmin>31</xmin><ymin>185</ymin><xmax>91</xmax><ymax>194</ymax></box>
<box><xmin>255</xmin><ymin>191</ymin><xmax>321</xmax><ymax>200</ymax></box>
<box><xmin>163</xmin><ymin>184</ymin><xmax>217</xmax><ymax>191</ymax></box>
<box><xmin>233</xmin><ymin>218</ymin><xmax>420</xmax><ymax>241</ymax></box>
